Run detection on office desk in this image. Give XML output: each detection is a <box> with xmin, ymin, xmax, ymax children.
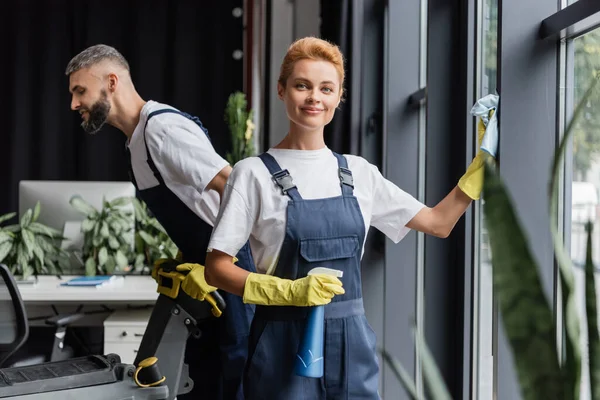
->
<box><xmin>4</xmin><ymin>275</ymin><xmax>159</xmax><ymax>360</ymax></box>
<box><xmin>15</xmin><ymin>275</ymin><xmax>159</xmax><ymax>304</ymax></box>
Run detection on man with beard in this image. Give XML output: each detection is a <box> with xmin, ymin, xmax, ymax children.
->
<box><xmin>65</xmin><ymin>44</ymin><xmax>255</xmax><ymax>400</ymax></box>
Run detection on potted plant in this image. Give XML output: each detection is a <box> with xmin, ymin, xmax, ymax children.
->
<box><xmin>0</xmin><ymin>202</ymin><xmax>70</xmax><ymax>280</ymax></box>
<box><xmin>225</xmin><ymin>91</ymin><xmax>256</xmax><ymax>165</ymax></box>
<box><xmin>131</xmin><ymin>197</ymin><xmax>178</xmax><ymax>273</ymax></box>
<box><xmin>69</xmin><ymin>195</ymin><xmax>134</xmax><ymax>276</ymax></box>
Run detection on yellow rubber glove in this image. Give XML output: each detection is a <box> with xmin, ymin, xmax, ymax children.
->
<box><xmin>176</xmin><ymin>263</ymin><xmax>217</xmax><ymax>301</ymax></box>
<box><xmin>458</xmin><ymin>110</ymin><xmax>495</xmax><ymax>200</ymax></box>
<box><xmin>242</xmin><ymin>272</ymin><xmax>345</xmax><ymax>306</ymax></box>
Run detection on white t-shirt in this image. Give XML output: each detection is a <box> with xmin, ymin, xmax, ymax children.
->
<box><xmin>208</xmin><ymin>147</ymin><xmax>426</xmax><ymax>275</ymax></box>
<box><xmin>127</xmin><ymin>100</ymin><xmax>229</xmax><ymax>227</ymax></box>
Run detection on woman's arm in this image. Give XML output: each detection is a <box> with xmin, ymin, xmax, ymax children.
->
<box><xmin>204</xmin><ymin>249</ymin><xmax>251</xmax><ymax>297</ymax></box>
<box><xmin>406</xmin><ymin>186</ymin><xmax>472</xmax><ymax>238</ymax></box>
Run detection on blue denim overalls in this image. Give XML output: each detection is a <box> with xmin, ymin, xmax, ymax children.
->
<box><xmin>127</xmin><ymin>108</ymin><xmax>255</xmax><ymax>400</ymax></box>
<box><xmin>244</xmin><ymin>151</ymin><xmax>380</xmax><ymax>399</ymax></box>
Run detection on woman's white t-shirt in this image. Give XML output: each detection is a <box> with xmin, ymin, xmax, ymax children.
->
<box><xmin>207</xmin><ymin>147</ymin><xmax>426</xmax><ymax>275</ymax></box>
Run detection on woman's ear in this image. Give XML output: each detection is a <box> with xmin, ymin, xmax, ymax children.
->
<box><xmin>277</xmin><ymin>82</ymin><xmax>285</xmax><ymax>100</ymax></box>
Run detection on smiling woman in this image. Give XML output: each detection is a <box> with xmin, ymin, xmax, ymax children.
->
<box><xmin>203</xmin><ymin>36</ymin><xmax>487</xmax><ymax>400</ymax></box>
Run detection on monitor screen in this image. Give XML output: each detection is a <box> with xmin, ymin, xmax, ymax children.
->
<box><xmin>18</xmin><ymin>181</ymin><xmax>136</xmax><ymax>271</ymax></box>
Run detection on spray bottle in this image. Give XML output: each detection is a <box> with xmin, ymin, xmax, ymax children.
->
<box><xmin>294</xmin><ymin>267</ymin><xmax>343</xmax><ymax>378</ymax></box>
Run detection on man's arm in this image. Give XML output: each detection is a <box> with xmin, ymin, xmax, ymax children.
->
<box><xmin>206</xmin><ymin>165</ymin><xmax>233</xmax><ymax>199</ymax></box>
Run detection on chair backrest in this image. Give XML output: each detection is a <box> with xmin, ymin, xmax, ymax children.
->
<box><xmin>0</xmin><ymin>264</ymin><xmax>29</xmax><ymax>367</ymax></box>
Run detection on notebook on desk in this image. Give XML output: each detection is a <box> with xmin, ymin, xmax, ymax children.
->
<box><xmin>60</xmin><ymin>276</ymin><xmax>116</xmax><ymax>287</ymax></box>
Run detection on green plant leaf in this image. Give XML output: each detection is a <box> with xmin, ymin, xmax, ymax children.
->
<box><xmin>0</xmin><ymin>231</ymin><xmax>14</xmax><ymax>244</ymax></box>
<box><xmin>28</xmin><ymin>222</ymin><xmax>60</xmax><ymax>237</ymax></box>
<box><xmin>379</xmin><ymin>348</ymin><xmax>421</xmax><ymax>400</ymax></box>
<box><xmin>81</xmin><ymin>218</ymin><xmax>96</xmax><ymax>233</ymax></box>
<box><xmin>70</xmin><ymin>195</ymin><xmax>97</xmax><ymax>215</ymax></box>
<box><xmin>100</xmin><ymin>222</ymin><xmax>110</xmax><ymax>238</ymax></box>
<box><xmin>135</xmin><ymin>234</ymin><xmax>145</xmax><ymax>254</ymax></box>
<box><xmin>32</xmin><ymin>244</ymin><xmax>44</xmax><ymax>267</ymax></box>
<box><xmin>560</xmin><ymin>266</ymin><xmax>581</xmax><ymax>400</ymax></box>
<box><xmin>135</xmin><ymin>253</ymin><xmax>145</xmax><ymax>269</ymax></box>
<box><xmin>17</xmin><ymin>244</ymin><xmax>30</xmax><ymax>275</ymax></box>
<box><xmin>0</xmin><ymin>212</ymin><xmax>17</xmax><ymax>225</ymax></box>
<box><xmin>0</xmin><ymin>241</ymin><xmax>12</xmax><ymax>263</ymax></box>
<box><xmin>21</xmin><ymin>229</ymin><xmax>36</xmax><ymax>258</ymax></box>
<box><xmin>109</xmin><ymin>219</ymin><xmax>123</xmax><ymax>234</ymax></box>
<box><xmin>149</xmin><ymin>218</ymin><xmax>167</xmax><ymax>235</ymax></box>
<box><xmin>139</xmin><ymin>231</ymin><xmax>157</xmax><ymax>246</ymax></box>
<box><xmin>85</xmin><ymin>257</ymin><xmax>96</xmax><ymax>276</ymax></box>
<box><xmin>109</xmin><ymin>196</ymin><xmax>132</xmax><ymax>208</ymax></box>
<box><xmin>32</xmin><ymin>201</ymin><xmax>41</xmax><ymax>222</ymax></box>
<box><xmin>115</xmin><ymin>250</ymin><xmax>128</xmax><ymax>269</ymax></box>
<box><xmin>35</xmin><ymin>236</ymin><xmax>54</xmax><ymax>253</ymax></box>
<box><xmin>105</xmin><ymin>255</ymin><xmax>116</xmax><ymax>274</ymax></box>
<box><xmin>20</xmin><ymin>209</ymin><xmax>33</xmax><ymax>228</ymax></box>
<box><xmin>3</xmin><ymin>224</ymin><xmax>20</xmax><ymax>233</ymax></box>
<box><xmin>482</xmin><ymin>159</ymin><xmax>565</xmax><ymax>399</ymax></box>
<box><xmin>98</xmin><ymin>247</ymin><xmax>108</xmax><ymax>268</ymax></box>
<box><xmin>92</xmin><ymin>234</ymin><xmax>103</xmax><ymax>248</ymax></box>
<box><xmin>584</xmin><ymin>223</ymin><xmax>600</xmax><ymax>400</ymax></box>
<box><xmin>108</xmin><ymin>235</ymin><xmax>120</xmax><ymax>250</ymax></box>
<box><xmin>21</xmin><ymin>264</ymin><xmax>34</xmax><ymax>279</ymax></box>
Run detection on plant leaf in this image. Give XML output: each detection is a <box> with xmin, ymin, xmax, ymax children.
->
<box><xmin>32</xmin><ymin>201</ymin><xmax>41</xmax><ymax>222</ymax></box>
<box><xmin>0</xmin><ymin>241</ymin><xmax>12</xmax><ymax>263</ymax></box>
<box><xmin>139</xmin><ymin>231</ymin><xmax>157</xmax><ymax>246</ymax></box>
<box><xmin>3</xmin><ymin>224</ymin><xmax>20</xmax><ymax>233</ymax></box>
<box><xmin>100</xmin><ymin>222</ymin><xmax>110</xmax><ymax>238</ymax></box>
<box><xmin>379</xmin><ymin>348</ymin><xmax>421</xmax><ymax>400</ymax></box>
<box><xmin>105</xmin><ymin>255</ymin><xmax>116</xmax><ymax>274</ymax></box>
<box><xmin>115</xmin><ymin>250</ymin><xmax>128</xmax><ymax>269</ymax></box>
<box><xmin>28</xmin><ymin>222</ymin><xmax>61</xmax><ymax>237</ymax></box>
<box><xmin>482</xmin><ymin>159</ymin><xmax>565</xmax><ymax>399</ymax></box>
<box><xmin>98</xmin><ymin>247</ymin><xmax>108</xmax><ymax>268</ymax></box>
<box><xmin>81</xmin><ymin>218</ymin><xmax>96</xmax><ymax>233</ymax></box>
<box><xmin>92</xmin><ymin>234</ymin><xmax>103</xmax><ymax>248</ymax></box>
<box><xmin>149</xmin><ymin>218</ymin><xmax>167</xmax><ymax>235</ymax></box>
<box><xmin>21</xmin><ymin>229</ymin><xmax>36</xmax><ymax>258</ymax></box>
<box><xmin>109</xmin><ymin>196</ymin><xmax>132</xmax><ymax>208</ymax></box>
<box><xmin>108</xmin><ymin>235</ymin><xmax>120</xmax><ymax>250</ymax></box>
<box><xmin>70</xmin><ymin>195</ymin><xmax>97</xmax><ymax>215</ymax></box>
<box><xmin>0</xmin><ymin>212</ymin><xmax>16</xmax><ymax>225</ymax></box>
<box><xmin>85</xmin><ymin>257</ymin><xmax>96</xmax><ymax>276</ymax></box>
<box><xmin>584</xmin><ymin>222</ymin><xmax>600</xmax><ymax>400</ymax></box>
<box><xmin>0</xmin><ymin>231</ymin><xmax>14</xmax><ymax>245</ymax></box>
<box><xmin>32</xmin><ymin>244</ymin><xmax>44</xmax><ymax>267</ymax></box>
<box><xmin>20</xmin><ymin>209</ymin><xmax>33</xmax><ymax>228</ymax></box>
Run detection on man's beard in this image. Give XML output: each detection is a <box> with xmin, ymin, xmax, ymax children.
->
<box><xmin>82</xmin><ymin>91</ymin><xmax>111</xmax><ymax>135</ymax></box>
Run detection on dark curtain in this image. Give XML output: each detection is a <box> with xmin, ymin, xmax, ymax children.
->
<box><xmin>0</xmin><ymin>0</ymin><xmax>244</xmax><ymax>216</ymax></box>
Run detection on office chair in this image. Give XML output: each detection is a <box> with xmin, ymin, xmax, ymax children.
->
<box><xmin>0</xmin><ymin>264</ymin><xmax>83</xmax><ymax>368</ymax></box>
<box><xmin>0</xmin><ymin>263</ymin><xmax>29</xmax><ymax>367</ymax></box>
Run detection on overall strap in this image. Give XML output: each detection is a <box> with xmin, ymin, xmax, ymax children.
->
<box><xmin>258</xmin><ymin>153</ymin><xmax>302</xmax><ymax>201</ymax></box>
<box><xmin>142</xmin><ymin>108</ymin><xmax>211</xmax><ymax>186</ymax></box>
<box><xmin>332</xmin><ymin>152</ymin><xmax>355</xmax><ymax>196</ymax></box>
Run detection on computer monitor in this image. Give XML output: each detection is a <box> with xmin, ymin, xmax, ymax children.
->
<box><xmin>18</xmin><ymin>181</ymin><xmax>136</xmax><ymax>259</ymax></box>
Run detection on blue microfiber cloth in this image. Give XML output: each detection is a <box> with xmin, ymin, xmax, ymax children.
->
<box><xmin>470</xmin><ymin>93</ymin><xmax>499</xmax><ymax>158</ymax></box>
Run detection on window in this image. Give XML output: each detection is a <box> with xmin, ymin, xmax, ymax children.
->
<box><xmin>566</xmin><ymin>24</ymin><xmax>600</xmax><ymax>400</ymax></box>
<box><xmin>473</xmin><ymin>0</ymin><xmax>498</xmax><ymax>398</ymax></box>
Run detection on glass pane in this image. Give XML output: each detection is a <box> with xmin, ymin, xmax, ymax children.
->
<box><xmin>569</xmin><ymin>26</ymin><xmax>600</xmax><ymax>400</ymax></box>
<box><xmin>475</xmin><ymin>0</ymin><xmax>498</xmax><ymax>399</ymax></box>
